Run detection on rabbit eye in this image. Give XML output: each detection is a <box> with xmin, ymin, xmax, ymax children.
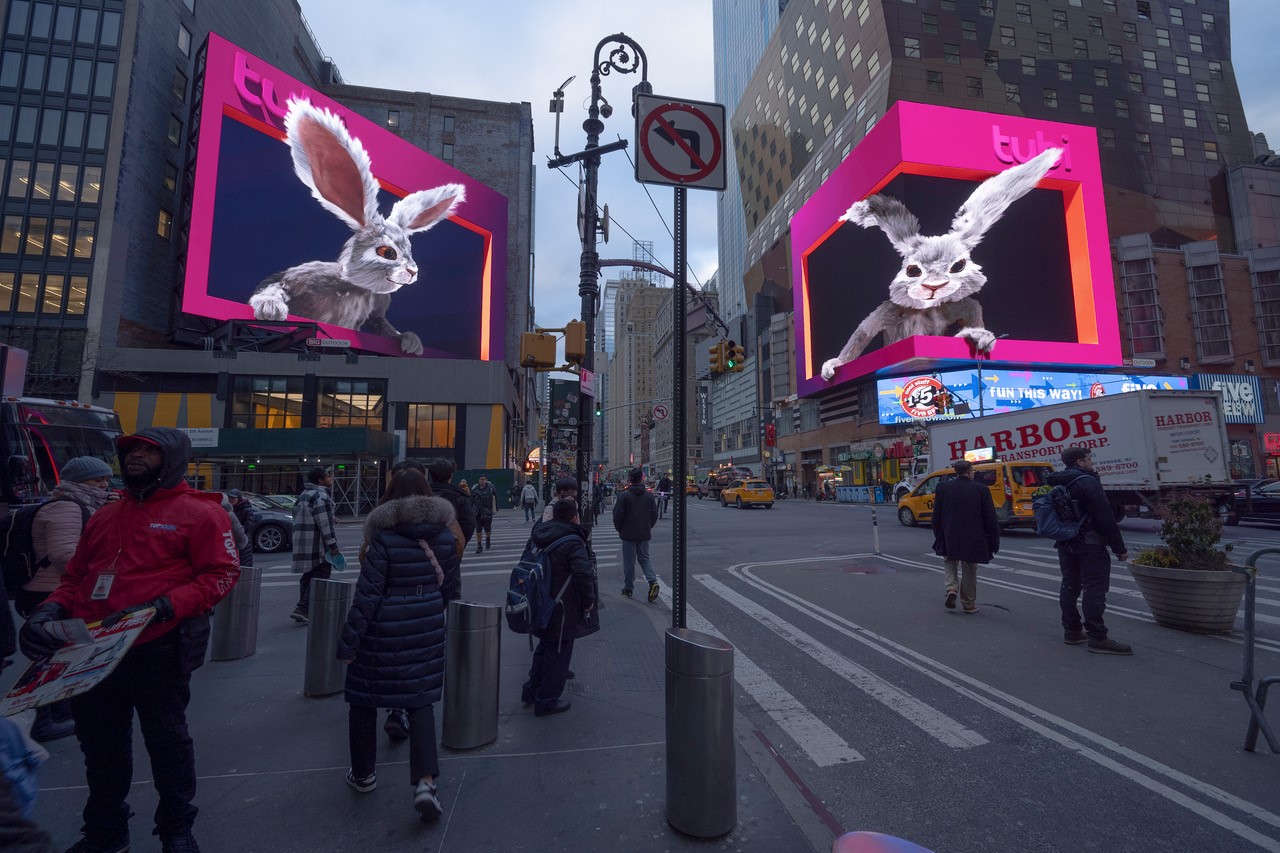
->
<box><xmin>949</xmin><ymin>259</ymin><xmax>967</xmax><ymax>274</ymax></box>
<box><xmin>376</xmin><ymin>246</ymin><xmax>398</xmax><ymax>260</ymax></box>
<box><xmin>905</xmin><ymin>264</ymin><xmax>923</xmax><ymax>278</ymax></box>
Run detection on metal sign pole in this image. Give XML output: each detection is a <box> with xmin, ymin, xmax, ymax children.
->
<box><xmin>673</xmin><ymin>185</ymin><xmax>688</xmax><ymax>630</ymax></box>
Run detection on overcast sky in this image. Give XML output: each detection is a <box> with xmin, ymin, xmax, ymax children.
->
<box><xmin>299</xmin><ymin>0</ymin><xmax>1280</xmax><ymax>337</ymax></box>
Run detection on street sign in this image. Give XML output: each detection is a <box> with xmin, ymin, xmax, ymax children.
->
<box><xmin>179</xmin><ymin>427</ymin><xmax>219</xmax><ymax>448</ymax></box>
<box><xmin>635</xmin><ymin>94</ymin><xmax>726</xmax><ymax>190</ymax></box>
<box><xmin>579</xmin><ymin>368</ymin><xmax>595</xmax><ymax>397</ymax></box>
<box><xmin>305</xmin><ymin>338</ymin><xmax>351</xmax><ymax>349</ymax></box>
<box><xmin>1123</xmin><ymin>357</ymin><xmax>1157</xmax><ymax>368</ymax></box>
<box><xmin>652</xmin><ymin>403</ymin><xmax>670</xmax><ymax>421</ymax></box>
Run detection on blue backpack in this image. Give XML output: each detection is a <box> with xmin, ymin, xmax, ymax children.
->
<box><xmin>505</xmin><ymin>534</ymin><xmax>580</xmax><ymax>643</ymax></box>
<box><xmin>1032</xmin><ymin>481</ymin><xmax>1088</xmax><ymax>542</ymax></box>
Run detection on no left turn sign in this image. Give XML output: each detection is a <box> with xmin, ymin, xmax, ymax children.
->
<box><xmin>652</xmin><ymin>404</ymin><xmax>670</xmax><ymax>421</ymax></box>
<box><xmin>635</xmin><ymin>94</ymin><xmax>726</xmax><ymax>191</ymax></box>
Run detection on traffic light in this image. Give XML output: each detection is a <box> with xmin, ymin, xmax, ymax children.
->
<box><xmin>564</xmin><ymin>320</ymin><xmax>586</xmax><ymax>364</ymax></box>
<box><xmin>520</xmin><ymin>331</ymin><xmax>557</xmax><ymax>369</ymax></box>
<box><xmin>708</xmin><ymin>341</ymin><xmax>725</xmax><ymax>374</ymax></box>
<box><xmin>595</xmin><ymin>400</ymin><xmax>603</xmax><ymax>417</ymax></box>
<box><xmin>765</xmin><ymin>423</ymin><xmax>777</xmax><ymax>447</ymax></box>
<box><xmin>728</xmin><ymin>342</ymin><xmax>746</xmax><ymax>372</ymax></box>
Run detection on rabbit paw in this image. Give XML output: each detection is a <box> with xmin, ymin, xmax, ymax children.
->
<box><xmin>249</xmin><ymin>285</ymin><xmax>290</xmax><ymax>321</ymax></box>
<box><xmin>398</xmin><ymin>332</ymin><xmax>424</xmax><ymax>355</ymax></box>
<box><xmin>956</xmin><ymin>327</ymin><xmax>997</xmax><ymax>353</ymax></box>
<box><xmin>821</xmin><ymin>358</ymin><xmax>843</xmax><ymax>381</ymax></box>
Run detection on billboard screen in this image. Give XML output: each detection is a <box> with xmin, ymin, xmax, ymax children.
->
<box><xmin>792</xmin><ymin>102</ymin><xmax>1120</xmax><ymax>397</ymax></box>
<box><xmin>182</xmin><ymin>34</ymin><xmax>507</xmax><ymax>360</ymax></box>
<box><xmin>876</xmin><ymin>369</ymin><xmax>1188</xmax><ymax>425</ymax></box>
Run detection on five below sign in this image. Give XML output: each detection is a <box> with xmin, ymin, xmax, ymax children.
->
<box><xmin>635</xmin><ymin>93</ymin><xmax>726</xmax><ymax>191</ymax></box>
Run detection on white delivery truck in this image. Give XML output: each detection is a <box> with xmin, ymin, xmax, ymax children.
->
<box><xmin>925</xmin><ymin>389</ymin><xmax>1236</xmax><ymax>520</ymax></box>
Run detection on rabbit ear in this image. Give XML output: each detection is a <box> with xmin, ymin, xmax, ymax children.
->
<box><xmin>842</xmin><ymin>195</ymin><xmax>922</xmax><ymax>257</ymax></box>
<box><xmin>285</xmin><ymin>99</ymin><xmax>382</xmax><ymax>231</ymax></box>
<box><xmin>388</xmin><ymin>183</ymin><xmax>466</xmax><ymax>234</ymax></box>
<box><xmin>949</xmin><ymin>147</ymin><xmax>1061</xmax><ymax>247</ymax></box>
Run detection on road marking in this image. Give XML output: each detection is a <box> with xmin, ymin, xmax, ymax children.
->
<box><xmin>733</xmin><ymin>561</ymin><xmax>1280</xmax><ymax>850</ymax></box>
<box><xmin>697</xmin><ymin>574</ymin><xmax>987</xmax><ymax>750</ymax></box>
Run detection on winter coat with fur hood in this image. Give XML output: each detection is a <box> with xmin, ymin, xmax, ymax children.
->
<box><xmin>338</xmin><ymin>495</ymin><xmax>456</xmax><ymax>709</ymax></box>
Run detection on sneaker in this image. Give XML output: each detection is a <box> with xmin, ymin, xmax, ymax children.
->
<box><xmin>1063</xmin><ymin>629</ymin><xmax>1087</xmax><ymax>645</ymax></box>
<box><xmin>944</xmin><ymin>590</ymin><xmax>957</xmax><ymax>610</ymax></box>
<box><xmin>290</xmin><ymin>607</ymin><xmax>308</xmax><ymax>625</ymax></box>
<box><xmin>475</xmin><ymin>544</ymin><xmax>483</xmax><ymax>555</ymax></box>
<box><xmin>534</xmin><ymin>699</ymin><xmax>571</xmax><ymax>717</ymax></box>
<box><xmin>161</xmin><ymin>831</ymin><xmax>201</xmax><ymax>853</ymax></box>
<box><xmin>414</xmin><ymin>781</ymin><xmax>442</xmax><ymax>821</ymax></box>
<box><xmin>31</xmin><ymin>715</ymin><xmax>75</xmax><ymax>743</ymax></box>
<box><xmin>621</xmin><ymin>588</ymin><xmax>633</xmax><ymax>597</ymax></box>
<box><xmin>384</xmin><ymin>709</ymin><xmax>410</xmax><ymax>742</ymax></box>
<box><xmin>1087</xmin><ymin>637</ymin><xmax>1133</xmax><ymax>656</ymax></box>
<box><xmin>346</xmin><ymin>769</ymin><xmax>377</xmax><ymax>792</ymax></box>
<box><xmin>647</xmin><ymin>582</ymin><xmax>660</xmax><ymax>603</ymax></box>
<box><xmin>65</xmin><ymin>837</ymin><xmax>130</xmax><ymax>853</ymax></box>
<box><xmin>962</xmin><ymin>604</ymin><xmax>979</xmax><ymax>614</ymax></box>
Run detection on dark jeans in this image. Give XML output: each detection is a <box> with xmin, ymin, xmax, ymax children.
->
<box><xmin>1057</xmin><ymin>539</ymin><xmax>1112</xmax><ymax>639</ymax></box>
<box><xmin>523</xmin><ymin>635</ymin><xmax>575</xmax><ymax>708</ymax></box>
<box><xmin>349</xmin><ymin>704</ymin><xmax>439</xmax><ymax>783</ymax></box>
<box><xmin>296</xmin><ymin>562</ymin><xmax>333</xmax><ymax>613</ymax></box>
<box><xmin>477</xmin><ymin>516</ymin><xmax>492</xmax><ymax>543</ymax></box>
<box><xmin>523</xmin><ymin>502</ymin><xmax>536</xmax><ymax>522</ymax></box>
<box><xmin>70</xmin><ymin>634</ymin><xmax>196</xmax><ymax>843</ymax></box>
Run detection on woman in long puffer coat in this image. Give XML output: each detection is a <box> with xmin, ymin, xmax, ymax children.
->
<box><xmin>337</xmin><ymin>469</ymin><xmax>456</xmax><ymax>821</ymax></box>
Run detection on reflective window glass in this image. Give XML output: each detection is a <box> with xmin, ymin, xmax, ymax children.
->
<box><xmin>46</xmin><ymin>55</ymin><xmax>67</xmax><ymax>91</ymax></box>
<box><xmin>38</xmin><ymin>108</ymin><xmax>60</xmax><ymax>145</ymax></box>
<box><xmin>69</xmin><ymin>58</ymin><xmax>90</xmax><ymax>94</ymax></box>
<box><xmin>56</xmin><ymin>164</ymin><xmax>76</xmax><ymax>200</ymax></box>
<box><xmin>80</xmin><ymin>165</ymin><xmax>101</xmax><ymax>203</ymax></box>
<box><xmin>22</xmin><ymin>54</ymin><xmax>45</xmax><ymax>90</ymax></box>
<box><xmin>93</xmin><ymin>61</ymin><xmax>113</xmax><ymax>98</ymax></box>
<box><xmin>0</xmin><ymin>104</ymin><xmax>10</xmax><ymax>140</ymax></box>
<box><xmin>73</xmin><ymin>219</ymin><xmax>94</xmax><ymax>257</ymax></box>
<box><xmin>25</xmin><ymin>216</ymin><xmax>46</xmax><ymax>255</ymax></box>
<box><xmin>49</xmin><ymin>217</ymin><xmax>69</xmax><ymax>256</ymax></box>
<box><xmin>0</xmin><ymin>52</ymin><xmax>19</xmax><ymax>88</ymax></box>
<box><xmin>41</xmin><ymin>274</ymin><xmax>63</xmax><ymax>313</ymax></box>
<box><xmin>8</xmin><ymin>162</ymin><xmax>30</xmax><ymax>197</ymax></box>
<box><xmin>30</xmin><ymin>3</ymin><xmax>51</xmax><ymax>38</ymax></box>
<box><xmin>66</xmin><ymin>275</ymin><xmax>86</xmax><ymax>314</ymax></box>
<box><xmin>32</xmin><ymin>162</ymin><xmax>53</xmax><ymax>199</ymax></box>
<box><xmin>75</xmin><ymin>8</ymin><xmax>97</xmax><ymax>43</ymax></box>
<box><xmin>86</xmin><ymin>112</ymin><xmax>106</xmax><ymax>149</ymax></box>
<box><xmin>17</xmin><ymin>274</ymin><xmax>39</xmax><ymax>312</ymax></box>
<box><xmin>1</xmin><ymin>216</ymin><xmax>23</xmax><ymax>253</ymax></box>
<box><xmin>62</xmin><ymin>109</ymin><xmax>82</xmax><ymax>146</ymax></box>
<box><xmin>7</xmin><ymin>2</ymin><xmax>30</xmax><ymax>36</ymax></box>
<box><xmin>100</xmin><ymin>10</ymin><xmax>119</xmax><ymax>47</ymax></box>
<box><xmin>0</xmin><ymin>273</ymin><xmax>13</xmax><ymax>312</ymax></box>
<box><xmin>53</xmin><ymin>5</ymin><xmax>73</xmax><ymax>41</ymax></box>
<box><xmin>14</xmin><ymin>106</ymin><xmax>37</xmax><ymax>143</ymax></box>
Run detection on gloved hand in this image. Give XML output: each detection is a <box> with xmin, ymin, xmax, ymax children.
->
<box><xmin>19</xmin><ymin>602</ymin><xmax>69</xmax><ymax>660</ymax></box>
<box><xmin>102</xmin><ymin>596</ymin><xmax>174</xmax><ymax>629</ymax></box>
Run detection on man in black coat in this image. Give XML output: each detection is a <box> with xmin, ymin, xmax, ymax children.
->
<box><xmin>612</xmin><ymin>468</ymin><xmax>660</xmax><ymax>601</ymax></box>
<box><xmin>931</xmin><ymin>460</ymin><xmax>1000</xmax><ymax>614</ymax></box>
<box><xmin>426</xmin><ymin>458</ymin><xmax>476</xmax><ymax>546</ymax></box>
<box><xmin>521</xmin><ymin>500</ymin><xmax>598</xmax><ymax>717</ymax></box>
<box><xmin>1045</xmin><ymin>446</ymin><xmax>1132</xmax><ymax>655</ymax></box>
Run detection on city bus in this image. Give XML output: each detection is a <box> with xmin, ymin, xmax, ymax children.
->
<box><xmin>1</xmin><ymin>397</ymin><xmax>123</xmax><ymax>509</ymax></box>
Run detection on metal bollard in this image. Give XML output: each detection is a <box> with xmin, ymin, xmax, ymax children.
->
<box><xmin>442</xmin><ymin>600</ymin><xmax>502</xmax><ymax>749</ymax></box>
<box><xmin>210</xmin><ymin>564</ymin><xmax>261</xmax><ymax>661</ymax></box>
<box><xmin>303</xmin><ymin>578</ymin><xmax>354</xmax><ymax>697</ymax></box>
<box><xmin>665</xmin><ymin>627</ymin><xmax>736</xmax><ymax>838</ymax></box>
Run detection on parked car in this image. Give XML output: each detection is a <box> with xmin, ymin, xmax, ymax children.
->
<box><xmin>239</xmin><ymin>491</ymin><xmax>294</xmax><ymax>552</ymax></box>
<box><xmin>266</xmin><ymin>493</ymin><xmax>298</xmax><ymax>509</ymax></box>
<box><xmin>1229</xmin><ymin>480</ymin><xmax>1280</xmax><ymax>525</ymax></box>
<box><xmin>720</xmin><ymin>479</ymin><xmax>775</xmax><ymax>509</ymax></box>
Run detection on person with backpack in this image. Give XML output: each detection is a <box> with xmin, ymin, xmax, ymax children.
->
<box><xmin>930</xmin><ymin>460</ymin><xmax>1000</xmax><ymax>614</ymax></box>
<box><xmin>612</xmin><ymin>468</ymin><xmax>660</xmax><ymax>601</ymax></box>
<box><xmin>520</xmin><ymin>481</ymin><xmax>538</xmax><ymax>522</ymax></box>
<box><xmin>1044</xmin><ymin>446</ymin><xmax>1132</xmax><ymax>656</ymax></box>
<box><xmin>520</xmin><ymin>499</ymin><xmax>597</xmax><ymax>717</ymax></box>
<box><xmin>337</xmin><ymin>469</ymin><xmax>454</xmax><ymax>821</ymax></box>
<box><xmin>18</xmin><ymin>456</ymin><xmax>115</xmax><ymax>742</ymax></box>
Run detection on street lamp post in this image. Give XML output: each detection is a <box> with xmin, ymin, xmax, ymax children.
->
<box><xmin>547</xmin><ymin>34</ymin><xmax>650</xmax><ymax>529</ymax></box>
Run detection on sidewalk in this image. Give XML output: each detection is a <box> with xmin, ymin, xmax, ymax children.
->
<box><xmin>26</xmin><ymin>515</ymin><xmax>817</xmax><ymax>852</ymax></box>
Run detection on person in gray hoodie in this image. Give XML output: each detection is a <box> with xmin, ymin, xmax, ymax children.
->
<box><xmin>611</xmin><ymin>468</ymin><xmax>659</xmax><ymax>602</ymax></box>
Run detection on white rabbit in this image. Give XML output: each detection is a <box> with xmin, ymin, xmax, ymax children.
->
<box><xmin>820</xmin><ymin>147</ymin><xmax>1061</xmax><ymax>381</ymax></box>
<box><xmin>249</xmin><ymin>99</ymin><xmax>465</xmax><ymax>355</ymax></box>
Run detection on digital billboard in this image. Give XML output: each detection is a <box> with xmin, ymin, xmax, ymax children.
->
<box><xmin>182</xmin><ymin>34</ymin><xmax>507</xmax><ymax>360</ymax></box>
<box><xmin>792</xmin><ymin>102</ymin><xmax>1120</xmax><ymax>397</ymax></box>
<box><xmin>876</xmin><ymin>369</ymin><xmax>1188</xmax><ymax>425</ymax></box>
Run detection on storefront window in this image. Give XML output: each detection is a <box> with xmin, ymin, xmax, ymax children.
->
<box><xmin>231</xmin><ymin>376</ymin><xmax>303</xmax><ymax>429</ymax></box>
<box><xmin>408</xmin><ymin>404</ymin><xmax>456</xmax><ymax>450</ymax></box>
<box><xmin>318</xmin><ymin>378</ymin><xmax>385</xmax><ymax>429</ymax></box>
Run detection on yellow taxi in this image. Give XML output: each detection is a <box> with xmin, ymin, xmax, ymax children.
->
<box><xmin>896</xmin><ymin>461</ymin><xmax>1053</xmax><ymax>529</ymax></box>
<box><xmin>720</xmin><ymin>478</ymin><xmax>775</xmax><ymax>509</ymax></box>
<box><xmin>686</xmin><ymin>480</ymin><xmax>701</xmax><ymax>496</ymax></box>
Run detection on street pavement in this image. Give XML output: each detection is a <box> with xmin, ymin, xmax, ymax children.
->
<box><xmin>14</xmin><ymin>495</ymin><xmax>1280</xmax><ymax>852</ymax></box>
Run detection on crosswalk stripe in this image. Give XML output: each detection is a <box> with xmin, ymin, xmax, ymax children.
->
<box><xmin>697</xmin><ymin>575</ymin><xmax>988</xmax><ymax>750</ymax></box>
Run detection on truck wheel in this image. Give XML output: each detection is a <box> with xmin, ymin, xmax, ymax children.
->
<box><xmin>898</xmin><ymin>507</ymin><xmax>917</xmax><ymax>527</ymax></box>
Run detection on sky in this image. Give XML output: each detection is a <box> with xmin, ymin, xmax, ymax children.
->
<box><xmin>299</xmin><ymin>0</ymin><xmax>1280</xmax><ymax>339</ymax></box>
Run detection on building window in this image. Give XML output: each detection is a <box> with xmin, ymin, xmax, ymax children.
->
<box><xmin>101</xmin><ymin>11</ymin><xmax>119</xmax><ymax>47</ymax></box>
<box><xmin>903</xmin><ymin>37</ymin><xmax>920</xmax><ymax>58</ymax></box>
<box><xmin>1043</xmin><ymin>88</ymin><xmax>1058</xmax><ymax>109</ymax></box>
<box><xmin>24</xmin><ymin>54</ymin><xmax>45</xmax><ymax>90</ymax></box>
<box><xmin>867</xmin><ymin>50</ymin><xmax>881</xmax><ymax>77</ymax></box>
<box><xmin>1189</xmin><ymin>34</ymin><xmax>1203</xmax><ymax>53</ymax></box>
<box><xmin>978</xmin><ymin>0</ymin><xmax>993</xmax><ymax>18</ymax></box>
<box><xmin>1253</xmin><ymin>270</ymin><xmax>1280</xmax><ymax>365</ymax></box>
<box><xmin>24</xmin><ymin>216</ymin><xmax>46</xmax><ymax>255</ymax></box>
<box><xmin>1189</xmin><ymin>265</ymin><xmax>1232</xmax><ymax>361</ymax></box>
<box><xmin>1115</xmin><ymin>98</ymin><xmax>1129</xmax><ymax>119</ymax></box>
<box><xmin>1021</xmin><ymin>55</ymin><xmax>1036</xmax><ymax>76</ymax></box>
<box><xmin>81</xmin><ymin>165</ymin><xmax>101</xmax><ymax>203</ymax></box>
<box><xmin>163</xmin><ymin>162</ymin><xmax>178</xmax><ymax>193</ymax></box>
<box><xmin>86</xmin><ymin>113</ymin><xmax>106</xmax><ymax>149</ymax></box>
<box><xmin>0</xmin><ymin>217</ymin><xmax>19</xmax><ymax>254</ymax></box>
<box><xmin>1136</xmin><ymin>1</ymin><xmax>1151</xmax><ymax>21</ymax></box>
<box><xmin>1073</xmin><ymin>38</ymin><xmax>1088</xmax><ymax>58</ymax></box>
<box><xmin>1156</xmin><ymin>28</ymin><xmax>1170</xmax><ymax>48</ymax></box>
<box><xmin>1163</xmin><ymin>78</ymin><xmax>1177</xmax><ymax>98</ymax></box>
<box><xmin>66</xmin><ymin>275</ymin><xmax>86</xmax><ymax>314</ymax></box>
<box><xmin>1005</xmin><ymin>82</ymin><xmax>1021</xmax><ymax>104</ymax></box>
<box><xmin>167</xmin><ymin>115</ymin><xmax>182</xmax><ymax>145</ymax></box>
<box><xmin>1171</xmin><ymin>137</ymin><xmax>1185</xmax><ymax>157</ymax></box>
<box><xmin>922</xmin><ymin>13</ymin><xmax>937</xmax><ymax>34</ymax></box>
<box><xmin>231</xmin><ymin>376</ymin><xmax>304</xmax><ymax>429</ymax></box>
<box><xmin>157</xmin><ymin>209</ymin><xmax>172</xmax><ymax>239</ymax></box>
<box><xmin>1099</xmin><ymin>127</ymin><xmax>1115</xmax><ymax>147</ymax></box>
<box><xmin>944</xmin><ymin>44</ymin><xmax>959</xmax><ymax>64</ymax></box>
<box><xmin>1052</xmin><ymin>10</ymin><xmax>1067</xmax><ymax>30</ymax></box>
<box><xmin>1121</xmin><ymin>258</ymin><xmax>1163</xmax><ymax>357</ymax></box>
<box><xmin>1204</xmin><ymin>141</ymin><xmax>1218</xmax><ymax>162</ymax></box>
<box><xmin>1217</xmin><ymin>113</ymin><xmax>1231</xmax><ymax>133</ymax></box>
<box><xmin>966</xmin><ymin>77</ymin><xmax>982</xmax><ymax>98</ymax></box>
<box><xmin>178</xmin><ymin>24</ymin><xmax>191</xmax><ymax>56</ymax></box>
<box><xmin>93</xmin><ymin>61</ymin><xmax>114</xmax><ymax>98</ymax></box>
<box><xmin>76</xmin><ymin>8</ymin><xmax>97</xmax><ymax>44</ymax></box>
<box><xmin>1057</xmin><ymin>61</ymin><xmax>1072</xmax><ymax>81</ymax></box>
<box><xmin>1123</xmin><ymin>22</ymin><xmax>1136</xmax><ymax>42</ymax></box>
<box><xmin>1170</xmin><ymin>7</ymin><xmax>1183</xmax><ymax>26</ymax></box>
<box><xmin>1149</xmin><ymin>104</ymin><xmax>1164</xmax><ymax>123</ymax></box>
<box><xmin>1176</xmin><ymin>55</ymin><xmax>1190</xmax><ymax>75</ymax></box>
<box><xmin>172</xmin><ymin>69</ymin><xmax>187</xmax><ymax>102</ymax></box>
<box><xmin>70</xmin><ymin>58</ymin><xmax>89</xmax><ymax>94</ymax></box>
<box><xmin>441</xmin><ymin>143</ymin><xmax>454</xmax><ymax>161</ymax></box>
<box><xmin>31</xmin><ymin>163</ymin><xmax>52</xmax><ymax>200</ymax></box>
<box><xmin>1193</xmin><ymin>82</ymin><xmax>1209</xmax><ymax>103</ymax></box>
<box><xmin>49</xmin><ymin>217</ymin><xmax>69</xmax><ymax>256</ymax></box>
<box><xmin>386</xmin><ymin>110</ymin><xmax>400</xmax><ymax>129</ymax></box>
<box><xmin>1142</xmin><ymin>50</ymin><xmax>1157</xmax><ymax>70</ymax></box>
<box><xmin>1088</xmin><ymin>16</ymin><xmax>1103</xmax><ymax>35</ymax></box>
<box><xmin>41</xmin><ymin>274</ymin><xmax>63</xmax><ymax>314</ymax></box>
<box><xmin>1094</xmin><ymin>67</ymin><xmax>1108</xmax><ymax>86</ymax></box>
<box><xmin>1128</xmin><ymin>73</ymin><xmax>1143</xmax><ymax>94</ymax></box>
<box><xmin>926</xmin><ymin>71</ymin><xmax>943</xmax><ymax>93</ymax></box>
<box><xmin>1182</xmin><ymin>108</ymin><xmax>1198</xmax><ymax>129</ymax></box>
<box><xmin>1136</xmin><ymin>131</ymin><xmax>1151</xmax><ymax>153</ymax></box>
<box><xmin>1037</xmin><ymin>32</ymin><xmax>1052</xmax><ymax>53</ymax></box>
<box><xmin>1016</xmin><ymin>3</ymin><xmax>1031</xmax><ymax>24</ymax></box>
<box><xmin>962</xmin><ymin>20</ymin><xmax>976</xmax><ymax>41</ymax></box>
<box><xmin>1079</xmin><ymin>93</ymin><xmax>1094</xmax><ymax>113</ymax></box>
<box><xmin>73</xmin><ymin>220</ymin><xmax>94</xmax><ymax>258</ymax></box>
<box><xmin>1109</xmin><ymin>43</ymin><xmax>1122</xmax><ymax>63</ymax></box>
<box><xmin>319</xmin><ymin>379</ymin><xmax>386</xmax><ymax>430</ymax></box>
<box><xmin>408</xmin><ymin>403</ymin><xmax>457</xmax><ymax>449</ymax></box>
<box><xmin>984</xmin><ymin>50</ymin><xmax>999</xmax><ymax>71</ymax></box>
<box><xmin>53</xmin><ymin>4</ymin><xmax>72</xmax><ymax>40</ymax></box>
<box><xmin>17</xmin><ymin>274</ymin><xmax>38</xmax><ymax>313</ymax></box>
<box><xmin>7</xmin><ymin>161</ymin><xmax>30</xmax><ymax>198</ymax></box>
<box><xmin>1201</xmin><ymin>13</ymin><xmax>1215</xmax><ymax>32</ymax></box>
<box><xmin>1001</xmin><ymin>26</ymin><xmax>1015</xmax><ymax>47</ymax></box>
<box><xmin>62</xmin><ymin>110</ymin><xmax>83</xmax><ymax>146</ymax></box>
<box><xmin>1209</xmin><ymin>61</ymin><xmax>1222</xmax><ymax>80</ymax></box>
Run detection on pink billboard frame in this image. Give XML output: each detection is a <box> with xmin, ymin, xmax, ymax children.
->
<box><xmin>792</xmin><ymin>101</ymin><xmax>1120</xmax><ymax>398</ymax></box>
<box><xmin>183</xmin><ymin>33</ymin><xmax>507</xmax><ymax>360</ymax></box>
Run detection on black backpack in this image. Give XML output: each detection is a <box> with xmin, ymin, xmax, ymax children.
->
<box><xmin>1</xmin><ymin>500</ymin><xmax>90</xmax><ymax>595</ymax></box>
<box><xmin>1032</xmin><ymin>481</ymin><xmax>1088</xmax><ymax>542</ymax></box>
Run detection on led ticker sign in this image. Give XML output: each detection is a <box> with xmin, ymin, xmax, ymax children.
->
<box><xmin>876</xmin><ymin>369</ymin><xmax>1188</xmax><ymax>424</ymax></box>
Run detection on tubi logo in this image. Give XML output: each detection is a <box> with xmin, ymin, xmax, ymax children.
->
<box><xmin>992</xmin><ymin>126</ymin><xmax>1072</xmax><ymax>173</ymax></box>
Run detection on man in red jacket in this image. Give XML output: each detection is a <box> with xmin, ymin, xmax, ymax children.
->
<box><xmin>20</xmin><ymin>427</ymin><xmax>240</xmax><ymax>853</ymax></box>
